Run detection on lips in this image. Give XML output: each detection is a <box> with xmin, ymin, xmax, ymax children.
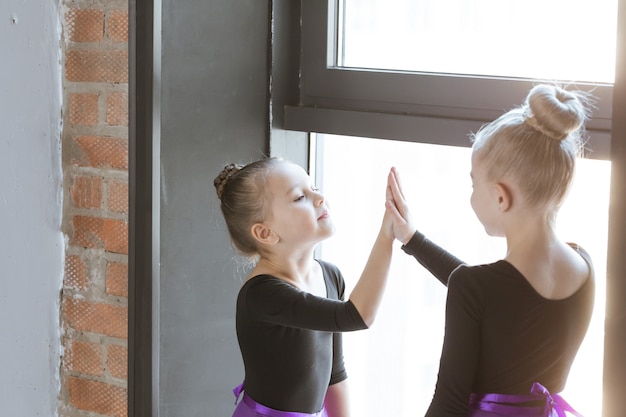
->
<box><xmin>317</xmin><ymin>210</ymin><xmax>329</xmax><ymax>220</ymax></box>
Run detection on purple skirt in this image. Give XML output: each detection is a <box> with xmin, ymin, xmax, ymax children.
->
<box><xmin>468</xmin><ymin>382</ymin><xmax>584</xmax><ymax>417</ymax></box>
<box><xmin>232</xmin><ymin>383</ymin><xmax>328</xmax><ymax>417</ymax></box>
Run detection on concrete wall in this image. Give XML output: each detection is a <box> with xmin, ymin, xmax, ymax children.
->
<box><xmin>0</xmin><ymin>0</ymin><xmax>63</xmax><ymax>415</ymax></box>
<box><xmin>156</xmin><ymin>1</ymin><xmax>271</xmax><ymax>415</ymax></box>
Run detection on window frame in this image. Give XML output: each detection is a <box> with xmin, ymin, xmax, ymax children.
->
<box><xmin>283</xmin><ymin>0</ymin><xmax>614</xmax><ymax>159</ymax></box>
<box><xmin>276</xmin><ymin>1</ymin><xmax>626</xmax><ymax>416</ymax></box>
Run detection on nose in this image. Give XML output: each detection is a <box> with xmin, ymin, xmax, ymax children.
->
<box><xmin>314</xmin><ymin>190</ymin><xmax>325</xmax><ymax>207</ymax></box>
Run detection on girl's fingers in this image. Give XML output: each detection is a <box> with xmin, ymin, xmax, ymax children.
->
<box><xmin>389</xmin><ymin>170</ymin><xmax>403</xmax><ymax>201</ymax></box>
<box><xmin>388</xmin><ymin>172</ymin><xmax>409</xmax><ymax>218</ymax></box>
<box><xmin>388</xmin><ymin>170</ymin><xmax>401</xmax><ymax>202</ymax></box>
<box><xmin>391</xmin><ymin>167</ymin><xmax>407</xmax><ymax>201</ymax></box>
<box><xmin>385</xmin><ymin>199</ymin><xmax>405</xmax><ymax>225</ymax></box>
<box><xmin>388</xmin><ymin>168</ymin><xmax>416</xmax><ymax>241</ymax></box>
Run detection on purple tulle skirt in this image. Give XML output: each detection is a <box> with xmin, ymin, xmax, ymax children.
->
<box><xmin>232</xmin><ymin>383</ymin><xmax>328</xmax><ymax>417</ymax></box>
<box><xmin>468</xmin><ymin>382</ymin><xmax>584</xmax><ymax>417</ymax></box>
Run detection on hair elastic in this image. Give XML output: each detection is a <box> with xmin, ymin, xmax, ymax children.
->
<box><xmin>523</xmin><ymin>113</ymin><xmax>568</xmax><ymax>141</ymax></box>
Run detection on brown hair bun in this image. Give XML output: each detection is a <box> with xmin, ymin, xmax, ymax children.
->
<box><xmin>214</xmin><ymin>163</ymin><xmax>243</xmax><ymax>200</ymax></box>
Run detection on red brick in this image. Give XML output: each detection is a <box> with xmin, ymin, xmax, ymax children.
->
<box><xmin>65</xmin><ymin>9</ymin><xmax>104</xmax><ymax>43</ymax></box>
<box><xmin>71</xmin><ymin>175</ymin><xmax>103</xmax><ymax>209</ymax></box>
<box><xmin>61</xmin><ymin>2</ymin><xmax>130</xmax><ymax>416</ymax></box>
<box><xmin>107</xmin><ymin>179</ymin><xmax>128</xmax><ymax>213</ymax></box>
<box><xmin>65</xmin><ymin>340</ymin><xmax>104</xmax><ymax>376</ymax></box>
<box><xmin>72</xmin><ymin>136</ymin><xmax>128</xmax><ymax>171</ymax></box>
<box><xmin>71</xmin><ymin>216</ymin><xmax>128</xmax><ymax>254</ymax></box>
<box><xmin>67</xmin><ymin>377</ymin><xmax>127</xmax><ymax>417</ymax></box>
<box><xmin>64</xmin><ymin>255</ymin><xmax>88</xmax><ymax>291</ymax></box>
<box><xmin>66</xmin><ymin>50</ymin><xmax>128</xmax><ymax>83</ymax></box>
<box><xmin>107</xmin><ymin>344</ymin><xmax>128</xmax><ymax>379</ymax></box>
<box><xmin>106</xmin><ymin>91</ymin><xmax>128</xmax><ymax>126</ymax></box>
<box><xmin>103</xmin><ymin>218</ymin><xmax>128</xmax><ymax>254</ymax></box>
<box><xmin>107</xmin><ymin>10</ymin><xmax>128</xmax><ymax>43</ymax></box>
<box><xmin>69</xmin><ymin>93</ymin><xmax>100</xmax><ymax>126</ymax></box>
<box><xmin>64</xmin><ymin>298</ymin><xmax>128</xmax><ymax>339</ymax></box>
<box><xmin>106</xmin><ymin>262</ymin><xmax>128</xmax><ymax>297</ymax></box>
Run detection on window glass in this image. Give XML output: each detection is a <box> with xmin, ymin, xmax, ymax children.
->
<box><xmin>314</xmin><ymin>134</ymin><xmax>608</xmax><ymax>416</ymax></box>
<box><xmin>339</xmin><ymin>0</ymin><xmax>617</xmax><ymax>83</ymax></box>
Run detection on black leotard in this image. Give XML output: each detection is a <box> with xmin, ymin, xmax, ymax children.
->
<box><xmin>236</xmin><ymin>260</ymin><xmax>367</xmax><ymax>413</ymax></box>
<box><xmin>402</xmin><ymin>231</ymin><xmax>595</xmax><ymax>417</ymax></box>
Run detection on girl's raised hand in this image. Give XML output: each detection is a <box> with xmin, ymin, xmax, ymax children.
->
<box><xmin>385</xmin><ymin>167</ymin><xmax>416</xmax><ymax>245</ymax></box>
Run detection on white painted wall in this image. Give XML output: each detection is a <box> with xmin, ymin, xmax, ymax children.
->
<box><xmin>0</xmin><ymin>0</ymin><xmax>63</xmax><ymax>415</ymax></box>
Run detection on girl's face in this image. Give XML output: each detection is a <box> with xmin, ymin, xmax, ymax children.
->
<box><xmin>264</xmin><ymin>161</ymin><xmax>335</xmax><ymax>247</ymax></box>
<box><xmin>470</xmin><ymin>152</ymin><xmax>504</xmax><ymax>237</ymax></box>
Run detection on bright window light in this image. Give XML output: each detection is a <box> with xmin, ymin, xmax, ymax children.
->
<box><xmin>339</xmin><ymin>0</ymin><xmax>617</xmax><ymax>83</ymax></box>
<box><xmin>314</xmin><ymin>134</ymin><xmax>608</xmax><ymax>417</ymax></box>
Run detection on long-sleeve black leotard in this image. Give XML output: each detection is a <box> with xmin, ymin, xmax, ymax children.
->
<box><xmin>401</xmin><ymin>231</ymin><xmax>595</xmax><ymax>417</ymax></box>
<box><xmin>236</xmin><ymin>260</ymin><xmax>367</xmax><ymax>413</ymax></box>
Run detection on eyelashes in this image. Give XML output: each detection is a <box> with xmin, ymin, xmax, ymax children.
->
<box><xmin>293</xmin><ymin>186</ymin><xmax>321</xmax><ymax>202</ymax></box>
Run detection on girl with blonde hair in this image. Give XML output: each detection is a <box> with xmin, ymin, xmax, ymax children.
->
<box><xmin>387</xmin><ymin>84</ymin><xmax>595</xmax><ymax>417</ymax></box>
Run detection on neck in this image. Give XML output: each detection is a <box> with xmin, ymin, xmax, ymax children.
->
<box><xmin>504</xmin><ymin>213</ymin><xmax>559</xmax><ymax>262</ymax></box>
<box><xmin>253</xmin><ymin>247</ymin><xmax>317</xmax><ymax>284</ymax></box>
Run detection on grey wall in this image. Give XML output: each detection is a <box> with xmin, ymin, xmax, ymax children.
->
<box><xmin>0</xmin><ymin>0</ymin><xmax>63</xmax><ymax>415</ymax></box>
<box><xmin>158</xmin><ymin>1</ymin><xmax>271</xmax><ymax>415</ymax></box>
<box><xmin>140</xmin><ymin>1</ymin><xmax>626</xmax><ymax>416</ymax></box>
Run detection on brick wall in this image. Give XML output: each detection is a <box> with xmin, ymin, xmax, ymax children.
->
<box><xmin>60</xmin><ymin>1</ymin><xmax>129</xmax><ymax>416</ymax></box>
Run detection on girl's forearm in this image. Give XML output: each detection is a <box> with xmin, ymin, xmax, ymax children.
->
<box><xmin>348</xmin><ymin>225</ymin><xmax>394</xmax><ymax>327</ymax></box>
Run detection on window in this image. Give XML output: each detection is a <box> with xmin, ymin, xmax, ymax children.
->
<box><xmin>275</xmin><ymin>1</ymin><xmax>620</xmax><ymax>415</ymax></box>
<box><xmin>339</xmin><ymin>0</ymin><xmax>617</xmax><ymax>83</ymax></box>
<box><xmin>313</xmin><ymin>135</ymin><xmax>609</xmax><ymax>416</ymax></box>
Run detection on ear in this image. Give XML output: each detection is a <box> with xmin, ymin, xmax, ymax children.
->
<box><xmin>251</xmin><ymin>223</ymin><xmax>279</xmax><ymax>245</ymax></box>
<box><xmin>494</xmin><ymin>182</ymin><xmax>513</xmax><ymax>212</ymax></box>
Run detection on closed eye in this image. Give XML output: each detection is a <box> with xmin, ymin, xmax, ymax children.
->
<box><xmin>294</xmin><ymin>195</ymin><xmax>305</xmax><ymax>202</ymax></box>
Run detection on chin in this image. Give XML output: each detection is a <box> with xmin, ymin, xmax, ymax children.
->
<box><xmin>484</xmin><ymin>228</ymin><xmax>504</xmax><ymax>238</ymax></box>
<box><xmin>322</xmin><ymin>225</ymin><xmax>336</xmax><ymax>240</ymax></box>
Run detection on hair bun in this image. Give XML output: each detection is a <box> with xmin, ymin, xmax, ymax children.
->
<box><xmin>214</xmin><ymin>163</ymin><xmax>242</xmax><ymax>200</ymax></box>
<box><xmin>524</xmin><ymin>85</ymin><xmax>590</xmax><ymax>141</ymax></box>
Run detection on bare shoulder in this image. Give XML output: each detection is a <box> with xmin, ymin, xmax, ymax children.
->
<box><xmin>564</xmin><ymin>242</ymin><xmax>592</xmax><ymax>276</ymax></box>
<box><xmin>552</xmin><ymin>242</ymin><xmax>592</xmax><ymax>298</ymax></box>
<box><xmin>509</xmin><ymin>241</ymin><xmax>592</xmax><ymax>300</ymax></box>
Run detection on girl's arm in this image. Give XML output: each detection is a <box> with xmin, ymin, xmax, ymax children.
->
<box><xmin>346</xmin><ymin>209</ymin><xmax>394</xmax><ymax>327</ymax></box>
<box><xmin>324</xmin><ymin>380</ymin><xmax>351</xmax><ymax>417</ymax></box>
<box><xmin>401</xmin><ymin>230</ymin><xmax>464</xmax><ymax>286</ymax></box>
<box><xmin>425</xmin><ymin>267</ymin><xmax>482</xmax><ymax>416</ymax></box>
<box><xmin>387</xmin><ymin>167</ymin><xmax>464</xmax><ymax>286</ymax></box>
<box><xmin>347</xmin><ymin>171</ymin><xmax>400</xmax><ymax>327</ymax></box>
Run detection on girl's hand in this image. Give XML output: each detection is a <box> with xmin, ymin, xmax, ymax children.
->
<box><xmin>385</xmin><ymin>167</ymin><xmax>416</xmax><ymax>245</ymax></box>
<box><xmin>379</xmin><ymin>175</ymin><xmax>396</xmax><ymax>241</ymax></box>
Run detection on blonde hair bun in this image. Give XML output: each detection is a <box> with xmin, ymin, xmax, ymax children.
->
<box><xmin>524</xmin><ymin>85</ymin><xmax>590</xmax><ymax>141</ymax></box>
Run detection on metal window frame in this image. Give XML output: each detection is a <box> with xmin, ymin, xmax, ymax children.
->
<box><xmin>284</xmin><ymin>0</ymin><xmax>613</xmax><ymax>159</ymax></box>
<box><xmin>129</xmin><ymin>0</ymin><xmax>160</xmax><ymax>415</ymax></box>
<box><xmin>282</xmin><ymin>1</ymin><xmax>626</xmax><ymax>416</ymax></box>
